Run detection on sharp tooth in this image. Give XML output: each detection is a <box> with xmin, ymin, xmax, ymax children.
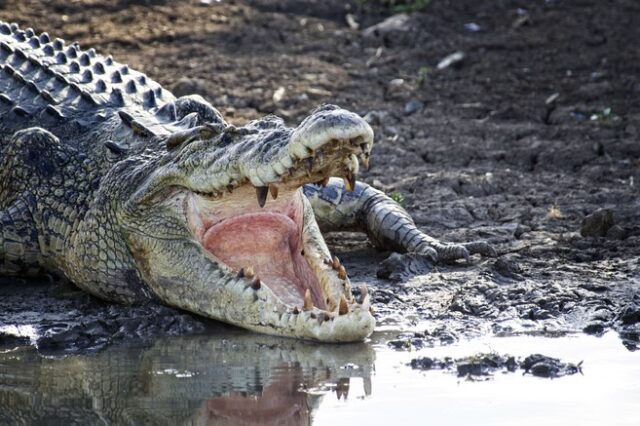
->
<box><xmin>245</xmin><ymin>266</ymin><xmax>255</xmax><ymax>279</ymax></box>
<box><xmin>344</xmin><ymin>172</ymin><xmax>356</xmax><ymax>192</ymax></box>
<box><xmin>362</xmin><ymin>155</ymin><xmax>370</xmax><ymax>170</ymax></box>
<box><xmin>269</xmin><ymin>184</ymin><xmax>279</xmax><ymax>200</ymax></box>
<box><xmin>338</xmin><ymin>265</ymin><xmax>347</xmax><ymax>280</ymax></box>
<box><xmin>331</xmin><ymin>256</ymin><xmax>340</xmax><ymax>270</ymax></box>
<box><xmin>256</xmin><ymin>186</ymin><xmax>269</xmax><ymax>208</ymax></box>
<box><xmin>251</xmin><ymin>277</ymin><xmax>261</xmax><ymax>290</ymax></box>
<box><xmin>303</xmin><ymin>289</ymin><xmax>313</xmax><ymax>311</ymax></box>
<box><xmin>339</xmin><ymin>294</ymin><xmax>349</xmax><ymax>315</ymax></box>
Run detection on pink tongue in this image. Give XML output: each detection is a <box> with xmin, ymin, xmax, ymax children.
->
<box><xmin>202</xmin><ymin>213</ymin><xmax>323</xmax><ymax>307</ymax></box>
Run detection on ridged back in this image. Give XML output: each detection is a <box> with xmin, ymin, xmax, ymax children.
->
<box><xmin>0</xmin><ymin>21</ymin><xmax>176</xmax><ymax>139</ymax></box>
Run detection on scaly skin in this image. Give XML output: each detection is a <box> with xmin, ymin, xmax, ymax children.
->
<box><xmin>0</xmin><ymin>22</ymin><xmax>494</xmax><ymax>342</ymax></box>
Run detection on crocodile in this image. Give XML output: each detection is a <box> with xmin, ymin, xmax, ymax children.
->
<box><xmin>0</xmin><ymin>22</ymin><xmax>494</xmax><ymax>342</ymax></box>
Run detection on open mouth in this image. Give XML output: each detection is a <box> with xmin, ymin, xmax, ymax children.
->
<box><xmin>196</xmin><ymin>186</ymin><xmax>325</xmax><ymax>309</ymax></box>
<box><xmin>185</xmin><ymin>130</ymin><xmax>372</xmax><ymax>317</ymax></box>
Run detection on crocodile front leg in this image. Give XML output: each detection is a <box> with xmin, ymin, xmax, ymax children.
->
<box><xmin>0</xmin><ymin>198</ymin><xmax>43</xmax><ymax>277</ymax></box>
<box><xmin>303</xmin><ymin>178</ymin><xmax>496</xmax><ymax>263</ymax></box>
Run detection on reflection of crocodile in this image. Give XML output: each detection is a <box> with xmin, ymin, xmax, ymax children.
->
<box><xmin>0</xmin><ymin>22</ymin><xmax>494</xmax><ymax>342</ymax></box>
<box><xmin>0</xmin><ymin>333</ymin><xmax>375</xmax><ymax>425</ymax></box>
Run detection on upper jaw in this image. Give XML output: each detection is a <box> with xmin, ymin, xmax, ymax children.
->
<box><xmin>185</xmin><ymin>105</ymin><xmax>373</xmax><ymax>196</ymax></box>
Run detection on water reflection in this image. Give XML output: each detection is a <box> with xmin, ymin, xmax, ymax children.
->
<box><xmin>0</xmin><ymin>332</ymin><xmax>374</xmax><ymax>425</ymax></box>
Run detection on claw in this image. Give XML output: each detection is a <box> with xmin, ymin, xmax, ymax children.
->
<box><xmin>464</xmin><ymin>241</ymin><xmax>497</xmax><ymax>257</ymax></box>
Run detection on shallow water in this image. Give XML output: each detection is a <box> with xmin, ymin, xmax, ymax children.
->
<box><xmin>0</xmin><ymin>330</ymin><xmax>637</xmax><ymax>425</ymax></box>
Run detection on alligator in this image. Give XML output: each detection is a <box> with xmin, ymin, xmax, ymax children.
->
<box><xmin>0</xmin><ymin>22</ymin><xmax>494</xmax><ymax>342</ymax></box>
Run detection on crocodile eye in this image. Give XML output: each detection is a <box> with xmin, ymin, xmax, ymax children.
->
<box><xmin>165</xmin><ymin>123</ymin><xmax>224</xmax><ymax>151</ymax></box>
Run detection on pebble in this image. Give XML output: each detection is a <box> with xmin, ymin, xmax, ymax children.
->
<box><xmin>437</xmin><ymin>51</ymin><xmax>465</xmax><ymax>70</ymax></box>
<box><xmin>464</xmin><ymin>23</ymin><xmax>481</xmax><ymax>32</ymax></box>
<box><xmin>171</xmin><ymin>77</ymin><xmax>209</xmax><ymax>97</ymax></box>
<box><xmin>404</xmin><ymin>100</ymin><xmax>424</xmax><ymax>115</ymax></box>
<box><xmin>580</xmin><ymin>208</ymin><xmax>614</xmax><ymax>238</ymax></box>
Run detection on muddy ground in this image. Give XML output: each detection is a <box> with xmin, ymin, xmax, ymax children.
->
<box><xmin>0</xmin><ymin>0</ymin><xmax>638</xmax><ymax>353</ymax></box>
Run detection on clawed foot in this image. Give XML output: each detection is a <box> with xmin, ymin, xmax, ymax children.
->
<box><xmin>429</xmin><ymin>241</ymin><xmax>497</xmax><ymax>263</ymax></box>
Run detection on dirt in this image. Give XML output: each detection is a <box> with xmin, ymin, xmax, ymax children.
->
<box><xmin>0</xmin><ymin>0</ymin><xmax>639</xmax><ymax>353</ymax></box>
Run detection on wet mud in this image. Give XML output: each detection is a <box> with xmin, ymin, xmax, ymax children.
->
<box><xmin>0</xmin><ymin>0</ymin><xmax>638</xmax><ymax>354</ymax></box>
<box><xmin>410</xmin><ymin>352</ymin><xmax>582</xmax><ymax>379</ymax></box>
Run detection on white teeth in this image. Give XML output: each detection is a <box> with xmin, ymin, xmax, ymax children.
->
<box><xmin>249</xmin><ymin>175</ymin><xmax>266</xmax><ymax>187</ymax></box>
<box><xmin>291</xmin><ymin>141</ymin><xmax>310</xmax><ymax>160</ymax></box>
<box><xmin>303</xmin><ymin>289</ymin><xmax>313</xmax><ymax>311</ymax></box>
<box><xmin>347</xmin><ymin>154</ymin><xmax>359</xmax><ymax>174</ymax></box>
<box><xmin>279</xmin><ymin>155</ymin><xmax>294</xmax><ymax>170</ymax></box>
<box><xmin>361</xmin><ymin>155</ymin><xmax>370</xmax><ymax>170</ymax></box>
<box><xmin>257</xmin><ymin>165</ymin><xmax>278</xmax><ymax>184</ymax></box>
<box><xmin>272</xmin><ymin>161</ymin><xmax>286</xmax><ymax>176</ymax></box>
<box><xmin>339</xmin><ymin>294</ymin><xmax>349</xmax><ymax>315</ymax></box>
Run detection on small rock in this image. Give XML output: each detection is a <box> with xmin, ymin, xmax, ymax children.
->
<box><xmin>345</xmin><ymin>13</ymin><xmax>359</xmax><ymax>30</ymax></box>
<box><xmin>606</xmin><ymin>224</ymin><xmax>628</xmax><ymax>240</ymax></box>
<box><xmin>545</xmin><ymin>92</ymin><xmax>560</xmax><ymax>105</ymax></box>
<box><xmin>404</xmin><ymin>100</ymin><xmax>424</xmax><ymax>115</ymax></box>
<box><xmin>171</xmin><ymin>77</ymin><xmax>209</xmax><ymax>98</ymax></box>
<box><xmin>305</xmin><ymin>87</ymin><xmax>332</xmax><ymax>98</ymax></box>
<box><xmin>362</xmin><ymin>14</ymin><xmax>418</xmax><ymax>47</ymax></box>
<box><xmin>580</xmin><ymin>208</ymin><xmax>614</xmax><ymax>238</ymax></box>
<box><xmin>493</xmin><ymin>256</ymin><xmax>524</xmax><ymax>281</ymax></box>
<box><xmin>577</xmin><ymin>81</ymin><xmax>612</xmax><ymax>100</ymax></box>
<box><xmin>522</xmin><ymin>354</ymin><xmax>582</xmax><ymax>378</ymax></box>
<box><xmin>272</xmin><ymin>86</ymin><xmax>286</xmax><ymax>103</ymax></box>
<box><xmin>411</xmin><ymin>357</ymin><xmax>436</xmax><ymax>369</ymax></box>
<box><xmin>464</xmin><ymin>23</ymin><xmax>481</xmax><ymax>32</ymax></box>
<box><xmin>363</xmin><ymin>110</ymin><xmax>388</xmax><ymax>126</ymax></box>
<box><xmin>437</xmin><ymin>51</ymin><xmax>465</xmax><ymax>70</ymax></box>
<box><xmin>619</xmin><ymin>305</ymin><xmax>640</xmax><ymax>325</ymax></box>
<box><xmin>388</xmin><ymin>339</ymin><xmax>411</xmax><ymax>350</ymax></box>
<box><xmin>583</xmin><ymin>322</ymin><xmax>606</xmax><ymax>335</ymax></box>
